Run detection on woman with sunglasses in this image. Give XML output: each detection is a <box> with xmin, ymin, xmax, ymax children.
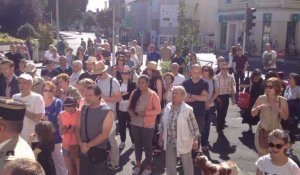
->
<box><xmin>112</xmin><ymin>54</ymin><xmax>127</xmax><ymax>82</ymax></box>
<box><xmin>251</xmin><ymin>77</ymin><xmax>289</xmax><ymax>156</ymax></box>
<box><xmin>118</xmin><ymin>68</ymin><xmax>136</xmax><ymax>149</ymax></box>
<box><xmin>43</xmin><ymin>81</ymin><xmax>68</xmax><ymax>175</ymax></box>
<box><xmin>255</xmin><ymin>129</ymin><xmax>300</xmax><ymax>175</ymax></box>
<box><xmin>201</xmin><ymin>65</ymin><xmax>220</xmax><ymax>152</ymax></box>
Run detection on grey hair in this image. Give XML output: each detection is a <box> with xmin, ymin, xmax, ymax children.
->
<box><xmin>72</xmin><ymin>60</ymin><xmax>83</xmax><ymax>68</ymax></box>
<box><xmin>172</xmin><ymin>85</ymin><xmax>187</xmax><ymax>97</ymax></box>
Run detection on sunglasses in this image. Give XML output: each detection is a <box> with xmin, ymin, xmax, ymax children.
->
<box><xmin>268</xmin><ymin>142</ymin><xmax>286</xmax><ymax>149</ymax></box>
<box><xmin>121</xmin><ymin>72</ymin><xmax>130</xmax><ymax>75</ymax></box>
<box><xmin>265</xmin><ymin>85</ymin><xmax>273</xmax><ymax>89</ymax></box>
<box><xmin>43</xmin><ymin>89</ymin><xmax>53</xmax><ymax>93</ymax></box>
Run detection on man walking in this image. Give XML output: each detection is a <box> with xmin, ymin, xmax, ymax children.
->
<box><xmin>262</xmin><ymin>43</ymin><xmax>277</xmax><ymax>73</ymax></box>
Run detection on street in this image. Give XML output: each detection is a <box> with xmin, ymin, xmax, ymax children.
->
<box><xmin>59</xmin><ymin>32</ymin><xmax>300</xmax><ymax>175</ymax></box>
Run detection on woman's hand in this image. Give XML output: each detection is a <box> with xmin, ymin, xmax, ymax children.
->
<box><xmin>258</xmin><ymin>103</ymin><xmax>269</xmax><ymax>110</ymax></box>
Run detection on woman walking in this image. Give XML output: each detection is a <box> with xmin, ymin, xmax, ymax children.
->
<box><xmin>251</xmin><ymin>77</ymin><xmax>289</xmax><ymax>155</ymax></box>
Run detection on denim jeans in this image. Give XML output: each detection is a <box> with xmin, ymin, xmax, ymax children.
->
<box><xmin>201</xmin><ymin>106</ymin><xmax>216</xmax><ymax>146</ymax></box>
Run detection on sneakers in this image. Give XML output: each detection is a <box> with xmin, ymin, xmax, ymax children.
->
<box><xmin>108</xmin><ymin>164</ymin><xmax>120</xmax><ymax>171</ymax></box>
<box><xmin>141</xmin><ymin>169</ymin><xmax>152</xmax><ymax>175</ymax></box>
<box><xmin>119</xmin><ymin>142</ymin><xmax>125</xmax><ymax>149</ymax></box>
<box><xmin>132</xmin><ymin>167</ymin><xmax>141</xmax><ymax>175</ymax></box>
<box><xmin>131</xmin><ymin>144</ymin><xmax>135</xmax><ymax>149</ymax></box>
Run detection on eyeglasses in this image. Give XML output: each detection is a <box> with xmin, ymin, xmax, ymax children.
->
<box><xmin>268</xmin><ymin>142</ymin><xmax>286</xmax><ymax>149</ymax></box>
<box><xmin>202</xmin><ymin>69</ymin><xmax>209</xmax><ymax>72</ymax></box>
<box><xmin>265</xmin><ymin>85</ymin><xmax>273</xmax><ymax>89</ymax></box>
<box><xmin>43</xmin><ymin>89</ymin><xmax>53</xmax><ymax>93</ymax></box>
<box><xmin>121</xmin><ymin>72</ymin><xmax>130</xmax><ymax>75</ymax></box>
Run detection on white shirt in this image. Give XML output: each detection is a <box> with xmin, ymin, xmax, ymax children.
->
<box><xmin>173</xmin><ymin>73</ymin><xmax>185</xmax><ymax>86</ymax></box>
<box><xmin>70</xmin><ymin>70</ymin><xmax>84</xmax><ymax>86</ymax></box>
<box><xmin>13</xmin><ymin>92</ymin><xmax>45</xmax><ymax>143</ymax></box>
<box><xmin>44</xmin><ymin>50</ymin><xmax>52</xmax><ymax>60</ymax></box>
<box><xmin>255</xmin><ymin>154</ymin><xmax>300</xmax><ymax>175</ymax></box>
<box><xmin>262</xmin><ymin>50</ymin><xmax>277</xmax><ymax>69</ymax></box>
<box><xmin>168</xmin><ymin>45</ymin><xmax>176</xmax><ymax>55</ymax></box>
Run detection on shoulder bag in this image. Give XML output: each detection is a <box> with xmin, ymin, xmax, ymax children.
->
<box><xmin>85</xmin><ymin>106</ymin><xmax>110</xmax><ymax>164</ymax></box>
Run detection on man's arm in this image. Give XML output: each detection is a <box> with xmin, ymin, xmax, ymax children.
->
<box><xmin>87</xmin><ymin>111</ymin><xmax>113</xmax><ymax>147</ymax></box>
<box><xmin>25</xmin><ymin>111</ymin><xmax>42</xmax><ymax>122</ymax></box>
<box><xmin>102</xmin><ymin>91</ymin><xmax>122</xmax><ymax>103</ymax></box>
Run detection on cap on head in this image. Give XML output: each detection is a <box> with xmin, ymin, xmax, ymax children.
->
<box><xmin>18</xmin><ymin>73</ymin><xmax>33</xmax><ymax>83</ymax></box>
<box><xmin>0</xmin><ymin>97</ymin><xmax>26</xmax><ymax>121</ymax></box>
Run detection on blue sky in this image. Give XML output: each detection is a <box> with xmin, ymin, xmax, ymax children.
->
<box><xmin>86</xmin><ymin>0</ymin><xmax>107</xmax><ymax>11</ymax></box>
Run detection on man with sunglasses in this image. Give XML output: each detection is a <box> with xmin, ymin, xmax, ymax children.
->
<box><xmin>214</xmin><ymin>62</ymin><xmax>236</xmax><ymax>135</ymax></box>
<box><xmin>92</xmin><ymin>61</ymin><xmax>121</xmax><ymax>170</ymax></box>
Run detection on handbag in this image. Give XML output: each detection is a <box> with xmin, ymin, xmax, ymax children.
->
<box><xmin>84</xmin><ymin>106</ymin><xmax>109</xmax><ymax>164</ymax></box>
<box><xmin>238</xmin><ymin>89</ymin><xmax>250</xmax><ymax>109</ymax></box>
<box><xmin>258</xmin><ymin>127</ymin><xmax>270</xmax><ymax>148</ymax></box>
<box><xmin>69</xmin><ymin>145</ymin><xmax>80</xmax><ymax>159</ymax></box>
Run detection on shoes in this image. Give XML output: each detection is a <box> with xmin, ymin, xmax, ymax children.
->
<box><xmin>131</xmin><ymin>144</ymin><xmax>135</xmax><ymax>149</ymax></box>
<box><xmin>141</xmin><ymin>169</ymin><xmax>152</xmax><ymax>175</ymax></box>
<box><xmin>132</xmin><ymin>167</ymin><xmax>141</xmax><ymax>175</ymax></box>
<box><xmin>119</xmin><ymin>142</ymin><xmax>125</xmax><ymax>149</ymax></box>
<box><xmin>108</xmin><ymin>164</ymin><xmax>120</xmax><ymax>171</ymax></box>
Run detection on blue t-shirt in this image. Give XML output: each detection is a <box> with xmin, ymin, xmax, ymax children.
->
<box><xmin>182</xmin><ymin>78</ymin><xmax>208</xmax><ymax>117</ymax></box>
<box><xmin>147</xmin><ymin>52</ymin><xmax>161</xmax><ymax>62</ymax></box>
<box><xmin>45</xmin><ymin>98</ymin><xmax>63</xmax><ymax>143</ymax></box>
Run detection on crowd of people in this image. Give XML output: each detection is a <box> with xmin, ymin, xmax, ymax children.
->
<box><xmin>0</xmin><ymin>38</ymin><xmax>299</xmax><ymax>175</ymax></box>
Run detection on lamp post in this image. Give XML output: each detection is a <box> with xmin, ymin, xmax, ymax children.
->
<box><xmin>56</xmin><ymin>0</ymin><xmax>60</xmax><ymax>40</ymax></box>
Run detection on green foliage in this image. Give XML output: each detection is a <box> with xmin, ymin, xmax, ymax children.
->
<box><xmin>177</xmin><ymin>0</ymin><xmax>200</xmax><ymax>51</ymax></box>
<box><xmin>37</xmin><ymin>23</ymin><xmax>54</xmax><ymax>50</ymax></box>
<box><xmin>161</xmin><ymin>61</ymin><xmax>172</xmax><ymax>73</ymax></box>
<box><xmin>17</xmin><ymin>23</ymin><xmax>38</xmax><ymax>39</ymax></box>
<box><xmin>84</xmin><ymin>12</ymin><xmax>96</xmax><ymax>27</ymax></box>
<box><xmin>96</xmin><ymin>9</ymin><xmax>113</xmax><ymax>36</ymax></box>
<box><xmin>0</xmin><ymin>0</ymin><xmax>43</xmax><ymax>35</ymax></box>
<box><xmin>0</xmin><ymin>33</ymin><xmax>23</xmax><ymax>44</ymax></box>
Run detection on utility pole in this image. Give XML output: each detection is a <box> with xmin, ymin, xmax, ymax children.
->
<box><xmin>243</xmin><ymin>3</ymin><xmax>248</xmax><ymax>55</ymax></box>
<box><xmin>112</xmin><ymin>5</ymin><xmax>116</xmax><ymax>65</ymax></box>
<box><xmin>56</xmin><ymin>0</ymin><xmax>60</xmax><ymax>40</ymax></box>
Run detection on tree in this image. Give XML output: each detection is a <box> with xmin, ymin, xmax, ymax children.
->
<box><xmin>0</xmin><ymin>0</ymin><xmax>43</xmax><ymax>35</ymax></box>
<box><xmin>17</xmin><ymin>23</ymin><xmax>38</xmax><ymax>39</ymax></box>
<box><xmin>38</xmin><ymin>22</ymin><xmax>54</xmax><ymax>50</ymax></box>
<box><xmin>96</xmin><ymin>9</ymin><xmax>113</xmax><ymax>37</ymax></box>
<box><xmin>43</xmin><ymin>0</ymin><xmax>88</xmax><ymax>27</ymax></box>
<box><xmin>84</xmin><ymin>12</ymin><xmax>96</xmax><ymax>28</ymax></box>
<box><xmin>176</xmin><ymin>0</ymin><xmax>200</xmax><ymax>51</ymax></box>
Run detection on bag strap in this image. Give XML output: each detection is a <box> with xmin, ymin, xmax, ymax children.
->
<box><xmin>212</xmin><ymin>78</ymin><xmax>216</xmax><ymax>95</ymax></box>
<box><xmin>109</xmin><ymin>78</ymin><xmax>113</xmax><ymax>97</ymax></box>
<box><xmin>84</xmin><ymin>106</ymin><xmax>90</xmax><ymax>142</ymax></box>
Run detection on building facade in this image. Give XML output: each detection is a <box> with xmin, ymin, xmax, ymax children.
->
<box><xmin>216</xmin><ymin>0</ymin><xmax>300</xmax><ymax>56</ymax></box>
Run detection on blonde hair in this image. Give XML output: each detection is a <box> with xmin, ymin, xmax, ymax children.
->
<box><xmin>77</xmin><ymin>78</ymin><xmax>96</xmax><ymax>88</ymax></box>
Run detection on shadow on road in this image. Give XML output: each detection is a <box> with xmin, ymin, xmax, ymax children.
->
<box><xmin>238</xmin><ymin>131</ymin><xmax>256</xmax><ymax>151</ymax></box>
<box><xmin>210</xmin><ymin>134</ymin><xmax>237</xmax><ymax>160</ymax></box>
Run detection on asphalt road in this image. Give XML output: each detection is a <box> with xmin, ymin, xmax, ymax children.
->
<box><xmin>60</xmin><ymin>32</ymin><xmax>300</xmax><ymax>175</ymax></box>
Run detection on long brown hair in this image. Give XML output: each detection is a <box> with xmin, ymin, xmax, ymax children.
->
<box><xmin>35</xmin><ymin>121</ymin><xmax>55</xmax><ymax>152</ymax></box>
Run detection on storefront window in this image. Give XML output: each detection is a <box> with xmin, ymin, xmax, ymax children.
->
<box><xmin>220</xmin><ymin>22</ymin><xmax>227</xmax><ymax>50</ymax></box>
<box><xmin>262</xmin><ymin>13</ymin><xmax>272</xmax><ymax>52</ymax></box>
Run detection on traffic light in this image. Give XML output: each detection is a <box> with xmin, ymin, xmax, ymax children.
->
<box><xmin>246</xmin><ymin>7</ymin><xmax>256</xmax><ymax>37</ymax></box>
<box><xmin>138</xmin><ymin>32</ymin><xmax>142</xmax><ymax>38</ymax></box>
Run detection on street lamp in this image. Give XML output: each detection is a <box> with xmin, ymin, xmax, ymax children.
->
<box><xmin>56</xmin><ymin>0</ymin><xmax>60</xmax><ymax>40</ymax></box>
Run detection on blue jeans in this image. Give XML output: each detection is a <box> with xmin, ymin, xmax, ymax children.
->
<box><xmin>201</xmin><ymin>106</ymin><xmax>216</xmax><ymax>146</ymax></box>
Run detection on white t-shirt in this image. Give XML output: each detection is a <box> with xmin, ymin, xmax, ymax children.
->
<box><xmin>255</xmin><ymin>154</ymin><xmax>300</xmax><ymax>175</ymax></box>
<box><xmin>96</xmin><ymin>75</ymin><xmax>120</xmax><ymax>111</ymax></box>
<box><xmin>173</xmin><ymin>73</ymin><xmax>185</xmax><ymax>86</ymax></box>
<box><xmin>13</xmin><ymin>92</ymin><xmax>45</xmax><ymax>143</ymax></box>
